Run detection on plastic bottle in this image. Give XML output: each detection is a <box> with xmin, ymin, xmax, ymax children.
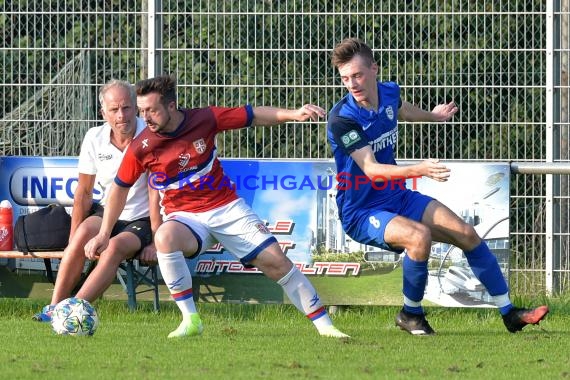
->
<box><xmin>0</xmin><ymin>200</ymin><xmax>14</xmax><ymax>250</ymax></box>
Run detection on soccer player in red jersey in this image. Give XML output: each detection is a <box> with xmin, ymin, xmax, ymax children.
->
<box><xmin>85</xmin><ymin>75</ymin><xmax>349</xmax><ymax>338</ymax></box>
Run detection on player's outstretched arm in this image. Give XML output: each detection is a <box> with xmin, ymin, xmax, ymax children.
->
<box><xmin>251</xmin><ymin>104</ymin><xmax>326</xmax><ymax>126</ymax></box>
<box><xmin>352</xmin><ymin>147</ymin><xmax>450</xmax><ymax>183</ymax></box>
<box><xmin>399</xmin><ymin>100</ymin><xmax>458</xmax><ymax>122</ymax></box>
<box><xmin>415</xmin><ymin>158</ymin><xmax>451</xmax><ymax>182</ymax></box>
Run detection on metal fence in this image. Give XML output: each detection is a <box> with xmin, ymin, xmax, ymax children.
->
<box><xmin>1</xmin><ymin>1</ymin><xmax>568</xmax><ymax>296</ymax></box>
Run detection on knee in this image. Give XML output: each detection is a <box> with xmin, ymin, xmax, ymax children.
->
<box><xmin>66</xmin><ymin>229</ymin><xmax>91</xmax><ymax>253</ymax></box>
<box><xmin>153</xmin><ymin>230</ymin><xmax>169</xmax><ymax>252</ymax></box>
<box><xmin>63</xmin><ymin>234</ymin><xmax>91</xmax><ymax>261</ymax></box>
<box><xmin>101</xmin><ymin>240</ymin><xmax>132</xmax><ymax>263</ymax></box>
<box><xmin>406</xmin><ymin>224</ymin><xmax>432</xmax><ymax>260</ymax></box>
<box><xmin>154</xmin><ymin>226</ymin><xmax>198</xmax><ymax>254</ymax></box>
<box><xmin>153</xmin><ymin>227</ymin><xmax>181</xmax><ymax>252</ymax></box>
<box><xmin>411</xmin><ymin>224</ymin><xmax>432</xmax><ymax>247</ymax></box>
<box><xmin>460</xmin><ymin>224</ymin><xmax>481</xmax><ymax>250</ymax></box>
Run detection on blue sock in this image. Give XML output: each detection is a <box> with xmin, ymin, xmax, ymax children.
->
<box><xmin>465</xmin><ymin>241</ymin><xmax>513</xmax><ymax>315</ymax></box>
<box><xmin>402</xmin><ymin>255</ymin><xmax>428</xmax><ymax>315</ymax></box>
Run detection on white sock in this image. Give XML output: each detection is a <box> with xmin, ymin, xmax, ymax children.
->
<box><xmin>157</xmin><ymin>250</ymin><xmax>197</xmax><ymax>315</ymax></box>
<box><xmin>277</xmin><ymin>266</ymin><xmax>333</xmax><ymax>330</ymax></box>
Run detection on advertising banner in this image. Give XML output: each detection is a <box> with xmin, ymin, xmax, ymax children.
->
<box><xmin>0</xmin><ymin>156</ymin><xmax>83</xmax><ymax>271</ymax></box>
<box><xmin>0</xmin><ymin>156</ymin><xmax>510</xmax><ymax>307</ymax></box>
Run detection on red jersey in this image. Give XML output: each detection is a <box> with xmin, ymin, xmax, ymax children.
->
<box><xmin>116</xmin><ymin>105</ymin><xmax>253</xmax><ymax>214</ymax></box>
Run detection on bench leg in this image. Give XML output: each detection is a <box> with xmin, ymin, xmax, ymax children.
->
<box><xmin>124</xmin><ymin>261</ymin><xmax>137</xmax><ymax>311</ymax></box>
<box><xmin>151</xmin><ymin>265</ymin><xmax>160</xmax><ymax>312</ymax></box>
<box><xmin>117</xmin><ymin>260</ymin><xmax>159</xmax><ymax>312</ymax></box>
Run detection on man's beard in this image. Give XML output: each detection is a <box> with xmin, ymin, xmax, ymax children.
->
<box><xmin>151</xmin><ymin>113</ymin><xmax>172</xmax><ymax>133</ymax></box>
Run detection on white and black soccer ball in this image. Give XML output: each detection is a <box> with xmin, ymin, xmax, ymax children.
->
<box><xmin>51</xmin><ymin>297</ymin><xmax>99</xmax><ymax>336</ymax></box>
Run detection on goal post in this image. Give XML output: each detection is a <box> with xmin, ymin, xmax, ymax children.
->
<box><xmin>0</xmin><ymin>50</ymin><xmax>94</xmax><ymax>157</ymax></box>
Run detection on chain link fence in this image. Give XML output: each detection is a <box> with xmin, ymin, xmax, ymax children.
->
<box><xmin>1</xmin><ymin>0</ymin><xmax>568</xmax><ymax>296</ymax></box>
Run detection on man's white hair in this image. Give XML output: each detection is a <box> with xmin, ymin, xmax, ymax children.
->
<box><xmin>98</xmin><ymin>79</ymin><xmax>136</xmax><ymax>111</ymax></box>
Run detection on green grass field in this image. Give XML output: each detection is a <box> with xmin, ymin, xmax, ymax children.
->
<box><xmin>0</xmin><ymin>296</ymin><xmax>568</xmax><ymax>380</ymax></box>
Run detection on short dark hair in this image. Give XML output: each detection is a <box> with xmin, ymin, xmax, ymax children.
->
<box><xmin>331</xmin><ymin>38</ymin><xmax>375</xmax><ymax>68</ymax></box>
<box><xmin>135</xmin><ymin>75</ymin><xmax>177</xmax><ymax>105</ymax></box>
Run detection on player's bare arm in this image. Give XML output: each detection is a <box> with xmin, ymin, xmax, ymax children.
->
<box><xmin>351</xmin><ymin>146</ymin><xmax>450</xmax><ymax>183</ymax></box>
<box><xmin>139</xmin><ymin>186</ymin><xmax>161</xmax><ymax>264</ymax></box>
<box><xmin>251</xmin><ymin>104</ymin><xmax>326</xmax><ymax>125</ymax></box>
<box><xmin>415</xmin><ymin>159</ymin><xmax>450</xmax><ymax>182</ymax></box>
<box><xmin>399</xmin><ymin>100</ymin><xmax>458</xmax><ymax>122</ymax></box>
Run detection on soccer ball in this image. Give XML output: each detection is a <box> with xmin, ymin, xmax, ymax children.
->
<box><xmin>51</xmin><ymin>297</ymin><xmax>99</xmax><ymax>336</ymax></box>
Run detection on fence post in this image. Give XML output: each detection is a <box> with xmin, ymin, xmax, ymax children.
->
<box><xmin>147</xmin><ymin>0</ymin><xmax>163</xmax><ymax>78</ymax></box>
<box><xmin>545</xmin><ymin>1</ymin><xmax>556</xmax><ymax>295</ymax></box>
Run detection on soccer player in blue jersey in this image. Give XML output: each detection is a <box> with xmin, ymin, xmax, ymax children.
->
<box><xmin>327</xmin><ymin>38</ymin><xmax>548</xmax><ymax>335</ymax></box>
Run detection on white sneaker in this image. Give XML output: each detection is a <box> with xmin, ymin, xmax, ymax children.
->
<box><xmin>167</xmin><ymin>313</ymin><xmax>204</xmax><ymax>338</ymax></box>
<box><xmin>319</xmin><ymin>325</ymin><xmax>350</xmax><ymax>339</ymax></box>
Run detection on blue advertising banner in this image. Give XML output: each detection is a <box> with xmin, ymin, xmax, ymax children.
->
<box><xmin>0</xmin><ymin>156</ymin><xmax>510</xmax><ymax>307</ymax></box>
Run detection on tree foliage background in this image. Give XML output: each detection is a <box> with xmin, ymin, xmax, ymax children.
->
<box><xmin>0</xmin><ymin>0</ymin><xmax>546</xmax><ymax>160</ymax></box>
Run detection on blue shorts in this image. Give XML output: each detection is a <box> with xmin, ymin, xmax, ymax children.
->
<box><xmin>345</xmin><ymin>190</ymin><xmax>433</xmax><ymax>253</ymax></box>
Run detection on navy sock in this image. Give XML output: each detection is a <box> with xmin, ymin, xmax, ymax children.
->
<box><xmin>465</xmin><ymin>241</ymin><xmax>513</xmax><ymax>315</ymax></box>
<box><xmin>402</xmin><ymin>255</ymin><xmax>428</xmax><ymax>315</ymax></box>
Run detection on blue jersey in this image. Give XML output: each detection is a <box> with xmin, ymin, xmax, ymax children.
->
<box><xmin>327</xmin><ymin>81</ymin><xmax>405</xmax><ymax>225</ymax></box>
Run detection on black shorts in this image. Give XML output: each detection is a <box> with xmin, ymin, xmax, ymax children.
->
<box><xmin>89</xmin><ymin>203</ymin><xmax>153</xmax><ymax>248</ymax></box>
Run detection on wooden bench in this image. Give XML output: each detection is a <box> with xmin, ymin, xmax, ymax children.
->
<box><xmin>0</xmin><ymin>250</ymin><xmax>160</xmax><ymax>311</ymax></box>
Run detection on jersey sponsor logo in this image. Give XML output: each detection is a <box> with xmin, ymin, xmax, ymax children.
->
<box><xmin>97</xmin><ymin>153</ymin><xmax>113</xmax><ymax>161</ymax></box>
<box><xmin>177</xmin><ymin>153</ymin><xmax>198</xmax><ymax>174</ymax></box>
<box><xmin>370</xmin><ymin>126</ymin><xmax>398</xmax><ymax>153</ymax></box>
<box><xmin>340</xmin><ymin>130</ymin><xmax>361</xmax><ymax>148</ymax></box>
<box><xmin>178</xmin><ymin>153</ymin><xmax>191</xmax><ymax>169</ymax></box>
<box><xmin>193</xmin><ymin>138</ymin><xmax>207</xmax><ymax>154</ymax></box>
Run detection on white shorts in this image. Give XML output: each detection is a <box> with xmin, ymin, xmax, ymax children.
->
<box><xmin>165</xmin><ymin>198</ymin><xmax>277</xmax><ymax>264</ymax></box>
